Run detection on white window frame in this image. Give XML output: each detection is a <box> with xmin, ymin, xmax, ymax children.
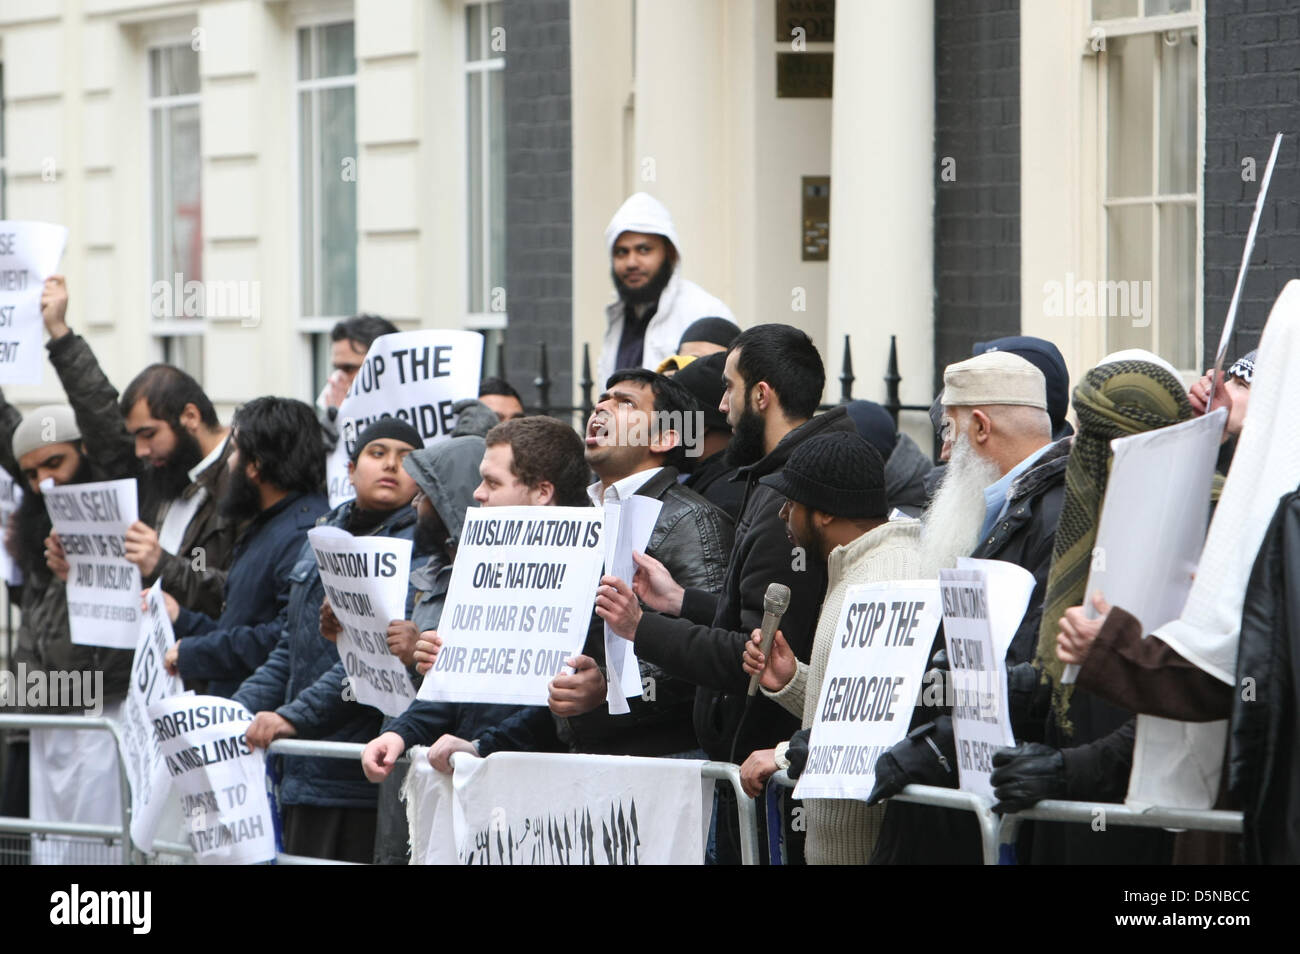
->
<box><xmin>291</xmin><ymin>5</ymin><xmax>357</xmax><ymax>400</ymax></box>
<box><xmin>1090</xmin><ymin>1</ymin><xmax>1204</xmax><ymax>371</ymax></box>
<box><xmin>143</xmin><ymin>30</ymin><xmax>205</xmax><ymax>371</ymax></box>
<box><xmin>464</xmin><ymin>0</ymin><xmax>506</xmax><ymax>333</ymax></box>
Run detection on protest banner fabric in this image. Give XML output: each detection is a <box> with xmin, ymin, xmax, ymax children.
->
<box><xmin>308</xmin><ymin>527</ymin><xmax>415</xmax><ymax>717</ymax></box>
<box><xmin>0</xmin><ymin>221</ymin><xmax>68</xmax><ymax>385</ymax></box>
<box><xmin>418</xmin><ymin>506</ymin><xmax>605</xmax><ymax>706</ymax></box>
<box><xmin>147</xmin><ymin>694</ymin><xmax>276</xmax><ymax>865</ymax></box>
<box><xmin>326</xmin><ymin>329</ymin><xmax>482</xmax><ymax>506</ymax></box>
<box><xmin>43</xmin><ymin>477</ymin><xmax>141</xmax><ymax>648</ymax></box>
<box><xmin>117</xmin><ymin>581</ymin><xmax>185</xmax><ymax>851</ymax></box>
<box><xmin>404</xmin><ymin>751</ymin><xmax>712</xmax><ymax>865</ymax></box>
<box><xmin>794</xmin><ymin>580</ymin><xmax>941</xmax><ymax>801</ymax></box>
<box><xmin>940</xmin><ymin>568</ymin><xmax>1015</xmax><ymax>799</ymax></box>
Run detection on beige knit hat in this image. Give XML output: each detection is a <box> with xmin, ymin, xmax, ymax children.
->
<box><xmin>12</xmin><ymin>404</ymin><xmax>81</xmax><ymax>460</ymax></box>
<box><xmin>941</xmin><ymin>352</ymin><xmax>1047</xmax><ymax>410</ymax></box>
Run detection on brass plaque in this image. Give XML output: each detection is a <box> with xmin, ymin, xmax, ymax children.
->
<box><xmin>802</xmin><ymin>176</ymin><xmax>830</xmax><ymax>262</ymax></box>
<box><xmin>776</xmin><ymin>0</ymin><xmax>835</xmax><ymax>43</ymax></box>
<box><xmin>776</xmin><ymin>52</ymin><xmax>833</xmax><ymax>98</ymax></box>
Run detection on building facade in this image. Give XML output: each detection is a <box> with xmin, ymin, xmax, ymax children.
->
<box><xmin>0</xmin><ymin>0</ymin><xmax>1289</xmax><ymax>448</ymax></box>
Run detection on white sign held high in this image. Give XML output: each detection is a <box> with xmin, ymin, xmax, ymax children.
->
<box><xmin>0</xmin><ymin>221</ymin><xmax>68</xmax><ymax>386</ymax></box>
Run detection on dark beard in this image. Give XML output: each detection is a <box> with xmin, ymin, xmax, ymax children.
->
<box><xmin>218</xmin><ymin>463</ymin><xmax>262</xmax><ymax>524</ymax></box>
<box><xmin>413</xmin><ymin>510</ymin><xmax>449</xmax><ymax>560</ymax></box>
<box><xmin>726</xmin><ymin>403</ymin><xmax>767</xmax><ymax>468</ymax></box>
<box><xmin>138</xmin><ymin>425</ymin><xmax>205</xmax><ymax>503</ymax></box>
<box><xmin>612</xmin><ymin>256</ymin><xmax>675</xmax><ymax>306</ymax></box>
<box><xmin>13</xmin><ymin>454</ymin><xmax>95</xmax><ymax>583</ymax></box>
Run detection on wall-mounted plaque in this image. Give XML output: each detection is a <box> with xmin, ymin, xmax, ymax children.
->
<box><xmin>776</xmin><ymin>0</ymin><xmax>835</xmax><ymax>43</ymax></box>
<box><xmin>777</xmin><ymin>52</ymin><xmax>833</xmax><ymax>98</ymax></box>
<box><xmin>802</xmin><ymin>176</ymin><xmax>830</xmax><ymax>262</ymax></box>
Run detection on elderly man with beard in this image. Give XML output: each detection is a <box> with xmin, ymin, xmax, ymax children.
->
<box><xmin>113</xmin><ymin>364</ymin><xmax>236</xmax><ymax>619</ymax></box>
<box><xmin>159</xmin><ymin>398</ymin><xmax>330</xmax><ymax>697</ymax></box>
<box><xmin>867</xmin><ymin>350</ymin><xmax>1071</xmax><ymax>864</ymax></box>
<box><xmin>596</xmin><ymin>193</ymin><xmax>735</xmax><ymax>384</ymax></box>
<box><xmin>0</xmin><ymin>278</ymin><xmax>142</xmax><ymax>858</ymax></box>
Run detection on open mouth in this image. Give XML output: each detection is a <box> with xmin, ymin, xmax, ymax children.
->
<box><xmin>586</xmin><ymin>415</ymin><xmax>610</xmax><ymax>448</ymax></box>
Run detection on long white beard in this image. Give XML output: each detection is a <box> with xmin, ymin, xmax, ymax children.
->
<box><xmin>919</xmin><ymin>434</ymin><xmax>1003</xmax><ymax>570</ymax></box>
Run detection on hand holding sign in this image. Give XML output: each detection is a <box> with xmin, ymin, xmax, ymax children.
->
<box><xmin>429</xmin><ymin>734</ymin><xmax>479</xmax><ymax>774</ymax></box>
<box><xmin>44</xmin><ymin>531</ymin><xmax>68</xmax><ymax>581</ymax></box>
<box><xmin>414</xmin><ymin>630</ymin><xmax>442</xmax><ymax>675</ymax></box>
<box><xmin>40</xmin><ymin>275</ymin><xmax>69</xmax><ymax>338</ymax></box>
<box><xmin>595</xmin><ymin>574</ymin><xmax>641</xmax><ymax>641</ymax></box>
<box><xmin>123</xmin><ymin>521</ymin><xmax>163</xmax><ymax>577</ymax></box>
<box><xmin>741</xmin><ymin>628</ymin><xmax>796</xmax><ymax>692</ymax></box>
<box><xmin>1055</xmin><ymin>591</ymin><xmax>1112</xmax><ymax>666</ymax></box>
<box><xmin>548</xmin><ymin>655</ymin><xmax>606</xmax><ymax>717</ymax></box>
<box><xmin>386</xmin><ymin>619</ymin><xmax>419</xmax><ymax>667</ymax></box>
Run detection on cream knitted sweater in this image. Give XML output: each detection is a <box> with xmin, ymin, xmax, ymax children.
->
<box><xmin>765</xmin><ymin>518</ymin><xmax>932</xmax><ymax>865</ymax></box>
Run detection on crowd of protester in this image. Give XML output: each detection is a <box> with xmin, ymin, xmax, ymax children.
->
<box><xmin>0</xmin><ymin>191</ymin><xmax>1291</xmax><ymax>866</ymax></box>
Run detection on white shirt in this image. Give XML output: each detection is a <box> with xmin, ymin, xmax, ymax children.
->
<box><xmin>586</xmin><ymin>467</ymin><xmax>664</xmax><ymax>507</ymax></box>
<box><xmin>157</xmin><ymin>437</ymin><xmax>229</xmax><ymax>554</ymax></box>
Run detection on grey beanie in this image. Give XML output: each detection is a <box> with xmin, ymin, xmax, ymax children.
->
<box><xmin>12</xmin><ymin>404</ymin><xmax>81</xmax><ymax>460</ymax></box>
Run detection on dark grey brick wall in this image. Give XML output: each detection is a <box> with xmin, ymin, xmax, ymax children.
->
<box><xmin>1204</xmin><ymin>0</ymin><xmax>1300</xmax><ymax>366</ymax></box>
<box><xmin>503</xmin><ymin>0</ymin><xmax>573</xmax><ymax>408</ymax></box>
<box><xmin>932</xmin><ymin>0</ymin><xmax>1021</xmax><ymax>392</ymax></box>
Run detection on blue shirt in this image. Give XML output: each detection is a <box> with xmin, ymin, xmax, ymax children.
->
<box><xmin>980</xmin><ymin>443</ymin><xmax>1052</xmax><ymax>542</ymax></box>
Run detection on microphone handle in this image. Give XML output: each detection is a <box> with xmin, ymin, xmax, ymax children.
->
<box><xmin>746</xmin><ymin>609</ymin><xmax>785</xmax><ymax>697</ymax></box>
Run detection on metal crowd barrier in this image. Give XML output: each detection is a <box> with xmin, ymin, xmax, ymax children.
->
<box><xmin>769</xmin><ymin>770</ymin><xmax>1244</xmax><ymax>865</ymax></box>
<box><xmin>268</xmin><ymin>738</ymin><xmax>761</xmax><ymax>865</ymax></box>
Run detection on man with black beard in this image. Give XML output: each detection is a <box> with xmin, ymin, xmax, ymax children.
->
<box><xmin>598</xmin><ymin>323</ymin><xmax>856</xmax><ymax>864</ymax></box>
<box><xmin>595</xmin><ymin>192</ymin><xmax>735</xmax><ymax>384</ymax></box>
<box><xmin>0</xmin><ymin>277</ymin><xmax>141</xmax><ymax>856</ymax></box>
<box><xmin>115</xmin><ymin>365</ymin><xmax>237</xmax><ymax>618</ymax></box>
<box><xmin>158</xmin><ymin>397</ymin><xmax>330</xmax><ymax>697</ymax></box>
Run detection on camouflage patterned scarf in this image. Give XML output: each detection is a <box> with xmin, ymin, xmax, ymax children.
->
<box><xmin>1035</xmin><ymin>360</ymin><xmax>1194</xmax><ymax>736</ymax></box>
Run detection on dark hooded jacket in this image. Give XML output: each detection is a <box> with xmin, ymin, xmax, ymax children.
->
<box><xmin>0</xmin><ymin>333</ymin><xmax>141</xmax><ymax>712</ymax></box>
<box><xmin>884</xmin><ymin>432</ymin><xmax>933</xmax><ymax>518</ymax></box>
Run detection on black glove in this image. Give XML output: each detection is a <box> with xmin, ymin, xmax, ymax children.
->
<box><xmin>1006</xmin><ymin>662</ymin><xmax>1052</xmax><ymax>740</ymax></box>
<box><xmin>989</xmin><ymin>742</ymin><xmax>1066</xmax><ymax>814</ymax></box>
<box><xmin>786</xmin><ymin>727</ymin><xmax>811</xmax><ymax>780</ymax></box>
<box><xmin>866</xmin><ymin>716</ymin><xmax>957</xmax><ymax>805</ymax></box>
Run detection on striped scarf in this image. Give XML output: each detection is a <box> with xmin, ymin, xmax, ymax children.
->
<box><xmin>1035</xmin><ymin>360</ymin><xmax>1194</xmax><ymax>736</ymax></box>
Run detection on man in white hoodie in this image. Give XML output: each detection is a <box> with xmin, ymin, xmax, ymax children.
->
<box><xmin>598</xmin><ymin>192</ymin><xmax>735</xmax><ymax>384</ymax></box>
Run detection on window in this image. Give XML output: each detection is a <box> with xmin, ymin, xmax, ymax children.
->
<box><xmin>298</xmin><ymin>22</ymin><xmax>357</xmax><ymax>324</ymax></box>
<box><xmin>1093</xmin><ymin>0</ymin><xmax>1200</xmax><ymax>369</ymax></box>
<box><xmin>0</xmin><ymin>63</ymin><xmax>7</xmax><ymax>219</ymax></box>
<box><xmin>465</xmin><ymin>0</ymin><xmax>506</xmax><ymax>376</ymax></box>
<box><xmin>148</xmin><ymin>43</ymin><xmax>204</xmax><ymax>379</ymax></box>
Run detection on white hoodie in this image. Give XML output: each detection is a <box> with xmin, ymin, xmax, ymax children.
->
<box><xmin>598</xmin><ymin>192</ymin><xmax>735</xmax><ymax>384</ymax></box>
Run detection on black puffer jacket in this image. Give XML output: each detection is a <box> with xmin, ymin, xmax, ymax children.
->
<box><xmin>1231</xmin><ymin>487</ymin><xmax>1300</xmax><ymax>864</ymax></box>
<box><xmin>1</xmin><ymin>333</ymin><xmax>140</xmax><ymax>712</ymax></box>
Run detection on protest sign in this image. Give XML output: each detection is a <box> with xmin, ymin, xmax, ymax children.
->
<box><xmin>147</xmin><ymin>694</ymin><xmax>276</xmax><ymax>865</ymax></box>
<box><xmin>418</xmin><ymin>506</ymin><xmax>605</xmax><ymax>706</ymax></box>
<box><xmin>405</xmin><ymin>751</ymin><xmax>712</xmax><ymax>865</ymax></box>
<box><xmin>1061</xmin><ymin>409</ymin><xmax>1225</xmax><ymax>685</ymax></box>
<box><xmin>326</xmin><ymin>329</ymin><xmax>483</xmax><ymax>505</ymax></box>
<box><xmin>0</xmin><ymin>471</ymin><xmax>21</xmax><ymax>585</ymax></box>
<box><xmin>0</xmin><ymin>221</ymin><xmax>68</xmax><ymax>385</ymax></box>
<box><xmin>117</xmin><ymin>581</ymin><xmax>185</xmax><ymax>851</ymax></box>
<box><xmin>940</xmin><ymin>568</ymin><xmax>1016</xmax><ymax>799</ymax></box>
<box><xmin>602</xmin><ymin>495</ymin><xmax>662</xmax><ymax>714</ymax></box>
<box><xmin>43</xmin><ymin>477</ymin><xmax>140</xmax><ymax>648</ymax></box>
<box><xmin>793</xmin><ymin>580</ymin><xmax>941</xmax><ymax>801</ymax></box>
<box><xmin>308</xmin><ymin>526</ymin><xmax>415</xmax><ymax>717</ymax></box>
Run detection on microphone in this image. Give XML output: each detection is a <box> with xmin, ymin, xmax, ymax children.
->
<box><xmin>747</xmin><ymin>583</ymin><xmax>792</xmax><ymax>697</ymax></box>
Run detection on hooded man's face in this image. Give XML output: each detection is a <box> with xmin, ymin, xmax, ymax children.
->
<box><xmin>611</xmin><ymin>231</ymin><xmax>674</xmax><ymax>306</ymax></box>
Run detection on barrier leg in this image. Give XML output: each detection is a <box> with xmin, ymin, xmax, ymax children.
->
<box><xmin>996</xmin><ymin>814</ymin><xmax>1022</xmax><ymax>865</ymax></box>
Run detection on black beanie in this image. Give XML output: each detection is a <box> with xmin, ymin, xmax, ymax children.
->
<box><xmin>671</xmin><ymin>351</ymin><xmax>729</xmax><ymax>432</ymax></box>
<box><xmin>350</xmin><ymin>417</ymin><xmax>425</xmax><ymax>462</ymax></box>
<box><xmin>678</xmin><ymin>316</ymin><xmax>740</xmax><ymax>351</ymax></box>
<box><xmin>759</xmin><ymin>432</ymin><xmax>887</xmax><ymax>519</ymax></box>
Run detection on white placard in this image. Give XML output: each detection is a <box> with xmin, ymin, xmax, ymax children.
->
<box><xmin>0</xmin><ymin>471</ymin><xmax>21</xmax><ymax>585</ymax></box>
<box><xmin>602</xmin><ymin>495</ymin><xmax>662</xmax><ymax>714</ymax></box>
<box><xmin>940</xmin><ymin>568</ymin><xmax>1015</xmax><ymax>799</ymax></box>
<box><xmin>43</xmin><ymin>477</ymin><xmax>141</xmax><ymax>648</ymax></box>
<box><xmin>0</xmin><ymin>221</ymin><xmax>68</xmax><ymax>385</ymax></box>
<box><xmin>117</xmin><ymin>580</ymin><xmax>185</xmax><ymax>851</ymax></box>
<box><xmin>147</xmin><ymin>694</ymin><xmax>276</xmax><ymax>865</ymax></box>
<box><xmin>418</xmin><ymin>506</ymin><xmax>605</xmax><ymax>706</ymax></box>
<box><xmin>308</xmin><ymin>526</ymin><xmax>415</xmax><ymax>718</ymax></box>
<box><xmin>327</xmin><ymin>330</ymin><xmax>483</xmax><ymax>506</ymax></box>
<box><xmin>793</xmin><ymin>580</ymin><xmax>942</xmax><ymax>801</ymax></box>
<box><xmin>405</xmin><ymin>751</ymin><xmax>712</xmax><ymax>865</ymax></box>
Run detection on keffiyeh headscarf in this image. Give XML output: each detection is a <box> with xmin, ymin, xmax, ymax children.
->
<box><xmin>1034</xmin><ymin>358</ymin><xmax>1195</xmax><ymax>735</ymax></box>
